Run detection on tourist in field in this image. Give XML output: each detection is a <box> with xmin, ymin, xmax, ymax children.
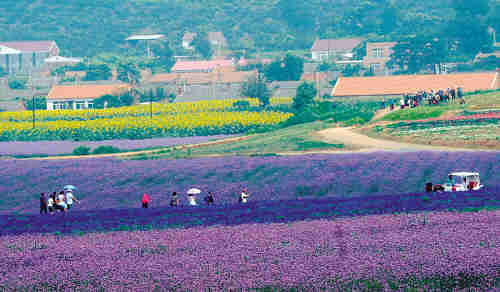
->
<box><xmin>187</xmin><ymin>193</ymin><xmax>197</xmax><ymax>206</ymax></box>
<box><xmin>47</xmin><ymin>194</ymin><xmax>54</xmax><ymax>214</ymax></box>
<box><xmin>40</xmin><ymin>193</ymin><xmax>48</xmax><ymax>215</ymax></box>
<box><xmin>141</xmin><ymin>193</ymin><xmax>151</xmax><ymax>208</ymax></box>
<box><xmin>170</xmin><ymin>192</ymin><xmax>179</xmax><ymax>207</ymax></box>
<box><xmin>55</xmin><ymin>191</ymin><xmax>67</xmax><ymax>212</ymax></box>
<box><xmin>65</xmin><ymin>190</ymin><xmax>79</xmax><ymax>210</ymax></box>
<box><xmin>239</xmin><ymin>189</ymin><xmax>249</xmax><ymax>203</ymax></box>
<box><xmin>204</xmin><ymin>191</ymin><xmax>215</xmax><ymax>205</ymax></box>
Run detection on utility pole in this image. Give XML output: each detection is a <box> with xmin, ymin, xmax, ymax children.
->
<box><xmin>150</xmin><ymin>88</ymin><xmax>153</xmax><ymax>119</ymax></box>
<box><xmin>30</xmin><ymin>74</ymin><xmax>35</xmax><ymax>129</ymax></box>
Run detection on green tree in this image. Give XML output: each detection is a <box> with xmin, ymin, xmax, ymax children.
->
<box><xmin>341</xmin><ymin>64</ymin><xmax>362</xmax><ymax>77</ymax></box>
<box><xmin>387</xmin><ymin>36</ymin><xmax>448</xmax><ymax>74</ymax></box>
<box><xmin>150</xmin><ymin>41</ymin><xmax>175</xmax><ymax>72</ymax></box>
<box><xmin>277</xmin><ymin>0</ymin><xmax>315</xmax><ymax>30</ymax></box>
<box><xmin>191</xmin><ymin>33</ymin><xmax>213</xmax><ymax>60</ymax></box>
<box><xmin>264</xmin><ymin>54</ymin><xmax>304</xmax><ymax>82</ymax></box>
<box><xmin>83</xmin><ymin>64</ymin><xmax>112</xmax><ymax>81</ymax></box>
<box><xmin>240</xmin><ymin>73</ymin><xmax>271</xmax><ymax>107</ymax></box>
<box><xmin>379</xmin><ymin>5</ymin><xmax>398</xmax><ymax>35</ymax></box>
<box><xmin>293</xmin><ymin>82</ymin><xmax>317</xmax><ymax>111</ymax></box>
<box><xmin>117</xmin><ymin>62</ymin><xmax>140</xmax><ymax>84</ymax></box>
<box><xmin>23</xmin><ymin>96</ymin><xmax>47</xmax><ymax>110</ymax></box>
<box><xmin>0</xmin><ymin>66</ymin><xmax>7</xmax><ymax>78</ymax></box>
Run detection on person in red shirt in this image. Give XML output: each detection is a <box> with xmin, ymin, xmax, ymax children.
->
<box><xmin>141</xmin><ymin>193</ymin><xmax>151</xmax><ymax>208</ymax></box>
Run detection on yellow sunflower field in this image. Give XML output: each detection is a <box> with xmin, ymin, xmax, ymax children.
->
<box><xmin>0</xmin><ymin>98</ymin><xmax>293</xmax><ymax>141</ymax></box>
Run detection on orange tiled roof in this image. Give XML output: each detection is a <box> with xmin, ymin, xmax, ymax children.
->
<box><xmin>149</xmin><ymin>71</ymin><xmax>256</xmax><ymax>84</ymax></box>
<box><xmin>171</xmin><ymin>60</ymin><xmax>234</xmax><ymax>72</ymax></box>
<box><xmin>332</xmin><ymin>72</ymin><xmax>498</xmax><ymax>96</ymax></box>
<box><xmin>47</xmin><ymin>84</ymin><xmax>131</xmax><ymax>100</ymax></box>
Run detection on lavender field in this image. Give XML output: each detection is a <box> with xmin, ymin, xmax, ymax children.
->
<box><xmin>0</xmin><ymin>135</ymin><xmax>232</xmax><ymax>156</ymax></box>
<box><xmin>0</xmin><ymin>152</ymin><xmax>499</xmax><ymax>214</ymax></box>
<box><xmin>0</xmin><ymin>210</ymin><xmax>498</xmax><ymax>290</ymax></box>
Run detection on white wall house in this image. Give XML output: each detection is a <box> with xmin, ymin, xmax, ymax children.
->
<box><xmin>46</xmin><ymin>84</ymin><xmax>131</xmax><ymax>110</ymax></box>
<box><xmin>311</xmin><ymin>38</ymin><xmax>364</xmax><ymax>62</ymax></box>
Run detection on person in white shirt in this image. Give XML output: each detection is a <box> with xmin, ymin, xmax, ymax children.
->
<box><xmin>65</xmin><ymin>191</ymin><xmax>79</xmax><ymax>210</ymax></box>
<box><xmin>187</xmin><ymin>193</ymin><xmax>197</xmax><ymax>206</ymax></box>
<box><xmin>47</xmin><ymin>195</ymin><xmax>54</xmax><ymax>215</ymax></box>
<box><xmin>239</xmin><ymin>189</ymin><xmax>249</xmax><ymax>203</ymax></box>
<box><xmin>57</xmin><ymin>191</ymin><xmax>67</xmax><ymax>212</ymax></box>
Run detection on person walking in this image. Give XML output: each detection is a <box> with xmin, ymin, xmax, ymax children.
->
<box><xmin>141</xmin><ymin>193</ymin><xmax>151</xmax><ymax>208</ymax></box>
<box><xmin>204</xmin><ymin>191</ymin><xmax>215</xmax><ymax>205</ymax></box>
<box><xmin>65</xmin><ymin>190</ymin><xmax>79</xmax><ymax>211</ymax></box>
<box><xmin>170</xmin><ymin>192</ymin><xmax>179</xmax><ymax>207</ymax></box>
<box><xmin>56</xmin><ymin>191</ymin><xmax>67</xmax><ymax>212</ymax></box>
<box><xmin>187</xmin><ymin>193</ymin><xmax>197</xmax><ymax>206</ymax></box>
<box><xmin>239</xmin><ymin>189</ymin><xmax>249</xmax><ymax>204</ymax></box>
<box><xmin>40</xmin><ymin>193</ymin><xmax>48</xmax><ymax>215</ymax></box>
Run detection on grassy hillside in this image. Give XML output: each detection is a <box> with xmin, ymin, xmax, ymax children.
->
<box><xmin>0</xmin><ymin>0</ymin><xmax>461</xmax><ymax>57</ymax></box>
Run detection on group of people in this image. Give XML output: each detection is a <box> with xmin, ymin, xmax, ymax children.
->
<box><xmin>140</xmin><ymin>188</ymin><xmax>250</xmax><ymax>208</ymax></box>
<box><xmin>383</xmin><ymin>87</ymin><xmax>465</xmax><ymax>111</ymax></box>
<box><xmin>39</xmin><ymin>190</ymin><xmax>80</xmax><ymax>214</ymax></box>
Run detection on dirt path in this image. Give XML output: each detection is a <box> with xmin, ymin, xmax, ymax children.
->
<box><xmin>316</xmin><ymin>127</ymin><xmax>491</xmax><ymax>152</ymax></box>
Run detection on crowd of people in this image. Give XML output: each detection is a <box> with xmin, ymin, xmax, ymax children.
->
<box><xmin>39</xmin><ymin>190</ymin><xmax>80</xmax><ymax>215</ymax></box>
<box><xmin>141</xmin><ymin>188</ymin><xmax>250</xmax><ymax>208</ymax></box>
<box><xmin>383</xmin><ymin>87</ymin><xmax>465</xmax><ymax>110</ymax></box>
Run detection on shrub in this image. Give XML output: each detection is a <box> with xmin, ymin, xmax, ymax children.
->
<box><xmin>92</xmin><ymin>145</ymin><xmax>121</xmax><ymax>155</ymax></box>
<box><xmin>72</xmin><ymin>146</ymin><xmax>90</xmax><ymax>155</ymax></box>
<box><xmin>232</xmin><ymin>100</ymin><xmax>250</xmax><ymax>110</ymax></box>
<box><xmin>8</xmin><ymin>78</ymin><xmax>27</xmax><ymax>90</ymax></box>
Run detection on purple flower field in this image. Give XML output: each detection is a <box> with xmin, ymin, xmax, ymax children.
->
<box><xmin>0</xmin><ymin>152</ymin><xmax>499</xmax><ymax>214</ymax></box>
<box><xmin>0</xmin><ymin>210</ymin><xmax>498</xmax><ymax>290</ymax></box>
<box><xmin>0</xmin><ymin>135</ymin><xmax>232</xmax><ymax>156</ymax></box>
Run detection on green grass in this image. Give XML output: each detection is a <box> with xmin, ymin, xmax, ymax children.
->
<box><xmin>381</xmin><ymin>104</ymin><xmax>463</xmax><ymax>121</ymax></box>
<box><xmin>128</xmin><ymin>121</ymin><xmax>345</xmax><ymax>159</ymax></box>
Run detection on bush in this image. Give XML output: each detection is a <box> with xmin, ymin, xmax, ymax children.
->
<box><xmin>92</xmin><ymin>145</ymin><xmax>121</xmax><ymax>154</ymax></box>
<box><xmin>8</xmin><ymin>78</ymin><xmax>27</xmax><ymax>90</ymax></box>
<box><xmin>23</xmin><ymin>97</ymin><xmax>47</xmax><ymax>110</ymax></box>
<box><xmin>72</xmin><ymin>146</ymin><xmax>90</xmax><ymax>155</ymax></box>
<box><xmin>232</xmin><ymin>100</ymin><xmax>250</xmax><ymax>110</ymax></box>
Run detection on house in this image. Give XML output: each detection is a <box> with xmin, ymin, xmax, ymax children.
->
<box><xmin>0</xmin><ymin>41</ymin><xmax>59</xmax><ymax>75</ymax></box>
<box><xmin>182</xmin><ymin>32</ymin><xmax>228</xmax><ymax>50</ymax></box>
<box><xmin>46</xmin><ymin>83</ymin><xmax>131</xmax><ymax>110</ymax></box>
<box><xmin>332</xmin><ymin>72</ymin><xmax>499</xmax><ymax>97</ymax></box>
<box><xmin>171</xmin><ymin>60</ymin><xmax>234</xmax><ymax>73</ymax></box>
<box><xmin>362</xmin><ymin>42</ymin><xmax>397</xmax><ymax>75</ymax></box>
<box><xmin>44</xmin><ymin>56</ymin><xmax>82</xmax><ymax>72</ymax></box>
<box><xmin>311</xmin><ymin>38</ymin><xmax>364</xmax><ymax>62</ymax></box>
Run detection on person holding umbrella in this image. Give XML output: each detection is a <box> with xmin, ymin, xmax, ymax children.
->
<box><xmin>170</xmin><ymin>192</ymin><xmax>180</xmax><ymax>207</ymax></box>
<box><xmin>187</xmin><ymin>188</ymin><xmax>200</xmax><ymax>206</ymax></box>
<box><xmin>204</xmin><ymin>191</ymin><xmax>214</xmax><ymax>205</ymax></box>
<box><xmin>64</xmin><ymin>185</ymin><xmax>79</xmax><ymax>211</ymax></box>
<box><xmin>239</xmin><ymin>188</ymin><xmax>250</xmax><ymax>204</ymax></box>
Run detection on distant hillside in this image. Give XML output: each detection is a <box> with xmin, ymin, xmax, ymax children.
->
<box><xmin>0</xmin><ymin>0</ymin><xmax>495</xmax><ymax>57</ymax></box>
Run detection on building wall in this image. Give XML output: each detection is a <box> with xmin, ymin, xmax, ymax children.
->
<box><xmin>0</xmin><ymin>44</ymin><xmax>58</xmax><ymax>75</ymax></box>
<box><xmin>47</xmin><ymin>99</ymin><xmax>95</xmax><ymax>110</ymax></box>
<box><xmin>363</xmin><ymin>43</ymin><xmax>397</xmax><ymax>75</ymax></box>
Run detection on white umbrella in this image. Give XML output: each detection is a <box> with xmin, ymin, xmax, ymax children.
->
<box><xmin>64</xmin><ymin>185</ymin><xmax>77</xmax><ymax>190</ymax></box>
<box><xmin>187</xmin><ymin>188</ymin><xmax>201</xmax><ymax>195</ymax></box>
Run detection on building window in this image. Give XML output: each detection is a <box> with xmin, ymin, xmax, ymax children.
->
<box><xmin>87</xmin><ymin>102</ymin><xmax>94</xmax><ymax>109</ymax></box>
<box><xmin>370</xmin><ymin>63</ymin><xmax>381</xmax><ymax>71</ymax></box>
<box><xmin>32</xmin><ymin>53</ymin><xmax>36</xmax><ymax>67</ymax></box>
<box><xmin>53</xmin><ymin>102</ymin><xmax>70</xmax><ymax>110</ymax></box>
<box><xmin>372</xmin><ymin>48</ymin><xmax>384</xmax><ymax>58</ymax></box>
<box><xmin>75</xmin><ymin>102</ymin><xmax>85</xmax><ymax>109</ymax></box>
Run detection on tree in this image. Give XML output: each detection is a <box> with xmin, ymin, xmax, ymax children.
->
<box><xmin>150</xmin><ymin>41</ymin><xmax>175</xmax><ymax>72</ymax></box>
<box><xmin>293</xmin><ymin>82</ymin><xmax>317</xmax><ymax>111</ymax></box>
<box><xmin>379</xmin><ymin>5</ymin><xmax>398</xmax><ymax>35</ymax></box>
<box><xmin>341</xmin><ymin>64</ymin><xmax>362</xmax><ymax>77</ymax></box>
<box><xmin>23</xmin><ymin>96</ymin><xmax>47</xmax><ymax>110</ymax></box>
<box><xmin>83</xmin><ymin>64</ymin><xmax>112</xmax><ymax>81</ymax></box>
<box><xmin>117</xmin><ymin>62</ymin><xmax>140</xmax><ymax>84</ymax></box>
<box><xmin>240</xmin><ymin>73</ymin><xmax>271</xmax><ymax>107</ymax></box>
<box><xmin>277</xmin><ymin>0</ymin><xmax>315</xmax><ymax>30</ymax></box>
<box><xmin>263</xmin><ymin>54</ymin><xmax>304</xmax><ymax>82</ymax></box>
<box><xmin>191</xmin><ymin>33</ymin><xmax>213</xmax><ymax>60</ymax></box>
<box><xmin>0</xmin><ymin>66</ymin><xmax>7</xmax><ymax>78</ymax></box>
<box><xmin>387</xmin><ymin>36</ymin><xmax>448</xmax><ymax>74</ymax></box>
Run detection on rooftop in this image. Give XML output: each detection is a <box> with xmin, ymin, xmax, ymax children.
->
<box><xmin>125</xmin><ymin>34</ymin><xmax>165</xmax><ymax>41</ymax></box>
<box><xmin>332</xmin><ymin>72</ymin><xmax>498</xmax><ymax>97</ymax></box>
<box><xmin>47</xmin><ymin>84</ymin><xmax>131</xmax><ymax>100</ymax></box>
<box><xmin>0</xmin><ymin>41</ymin><xmax>56</xmax><ymax>53</ymax></box>
<box><xmin>149</xmin><ymin>70</ymin><xmax>256</xmax><ymax>84</ymax></box>
<box><xmin>311</xmin><ymin>38</ymin><xmax>364</xmax><ymax>52</ymax></box>
<box><xmin>171</xmin><ymin>60</ymin><xmax>234</xmax><ymax>72</ymax></box>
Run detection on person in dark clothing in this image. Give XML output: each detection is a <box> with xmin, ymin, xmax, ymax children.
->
<box><xmin>40</xmin><ymin>193</ymin><xmax>48</xmax><ymax>215</ymax></box>
<box><xmin>170</xmin><ymin>192</ymin><xmax>179</xmax><ymax>207</ymax></box>
<box><xmin>457</xmin><ymin>87</ymin><xmax>463</xmax><ymax>99</ymax></box>
<box><xmin>204</xmin><ymin>191</ymin><xmax>215</xmax><ymax>205</ymax></box>
<box><xmin>450</xmin><ymin>88</ymin><xmax>456</xmax><ymax>102</ymax></box>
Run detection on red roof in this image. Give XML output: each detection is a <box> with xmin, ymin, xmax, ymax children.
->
<box><xmin>171</xmin><ymin>60</ymin><xmax>234</xmax><ymax>72</ymax></box>
<box><xmin>149</xmin><ymin>71</ymin><xmax>256</xmax><ymax>84</ymax></box>
<box><xmin>332</xmin><ymin>72</ymin><xmax>498</xmax><ymax>97</ymax></box>
<box><xmin>0</xmin><ymin>41</ymin><xmax>56</xmax><ymax>53</ymax></box>
<box><xmin>311</xmin><ymin>38</ymin><xmax>363</xmax><ymax>52</ymax></box>
<box><xmin>47</xmin><ymin>84</ymin><xmax>131</xmax><ymax>100</ymax></box>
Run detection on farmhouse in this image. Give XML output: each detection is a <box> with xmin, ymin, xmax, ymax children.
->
<box><xmin>311</xmin><ymin>38</ymin><xmax>364</xmax><ymax>61</ymax></box>
<box><xmin>46</xmin><ymin>83</ymin><xmax>132</xmax><ymax>110</ymax></box>
<box><xmin>171</xmin><ymin>60</ymin><xmax>235</xmax><ymax>73</ymax></box>
<box><xmin>362</xmin><ymin>42</ymin><xmax>397</xmax><ymax>75</ymax></box>
<box><xmin>332</xmin><ymin>72</ymin><xmax>499</xmax><ymax>97</ymax></box>
<box><xmin>0</xmin><ymin>41</ymin><xmax>59</xmax><ymax>74</ymax></box>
